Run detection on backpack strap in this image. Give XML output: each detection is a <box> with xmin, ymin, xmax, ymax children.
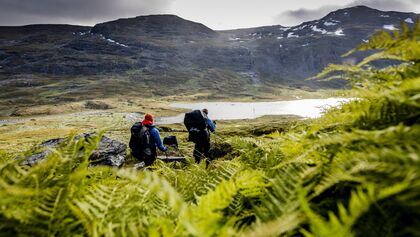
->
<box><xmin>200</xmin><ymin>111</ymin><xmax>209</xmax><ymax>130</ymax></box>
<box><xmin>140</xmin><ymin>125</ymin><xmax>151</xmax><ymax>147</ymax></box>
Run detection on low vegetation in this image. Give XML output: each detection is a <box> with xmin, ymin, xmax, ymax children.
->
<box><xmin>0</xmin><ymin>22</ymin><xmax>419</xmax><ymax>236</ymax></box>
<box><xmin>0</xmin><ymin>71</ymin><xmax>336</xmax><ymax>117</ymax></box>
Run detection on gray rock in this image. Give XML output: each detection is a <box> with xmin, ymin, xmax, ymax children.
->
<box><xmin>23</xmin><ymin>133</ymin><xmax>127</xmax><ymax>167</ymax></box>
<box><xmin>88</xmin><ymin>135</ymin><xmax>127</xmax><ymax>167</ymax></box>
<box><xmin>84</xmin><ymin>100</ymin><xmax>113</xmax><ymax>110</ymax></box>
<box><xmin>22</xmin><ymin>138</ymin><xmax>66</xmax><ymax>166</ymax></box>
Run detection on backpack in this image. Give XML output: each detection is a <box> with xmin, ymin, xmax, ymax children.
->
<box><xmin>129</xmin><ymin>122</ymin><xmax>152</xmax><ymax>156</ymax></box>
<box><xmin>184</xmin><ymin>110</ymin><xmax>207</xmax><ymax>142</ymax></box>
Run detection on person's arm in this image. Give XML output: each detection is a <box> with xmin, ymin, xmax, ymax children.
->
<box><xmin>150</xmin><ymin>128</ymin><xmax>167</xmax><ymax>151</ymax></box>
<box><xmin>207</xmin><ymin>117</ymin><xmax>216</xmax><ymax>133</ymax></box>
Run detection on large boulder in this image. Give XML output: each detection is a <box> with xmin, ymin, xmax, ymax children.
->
<box><xmin>22</xmin><ymin>138</ymin><xmax>65</xmax><ymax>166</ymax></box>
<box><xmin>88</xmin><ymin>135</ymin><xmax>126</xmax><ymax>167</ymax></box>
<box><xmin>84</xmin><ymin>100</ymin><xmax>113</xmax><ymax>110</ymax></box>
<box><xmin>23</xmin><ymin>133</ymin><xmax>127</xmax><ymax>167</ymax></box>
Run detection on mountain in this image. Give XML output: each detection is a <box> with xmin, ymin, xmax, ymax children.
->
<box><xmin>0</xmin><ymin>6</ymin><xmax>418</xmax><ymax>110</ymax></box>
<box><xmin>221</xmin><ymin>6</ymin><xmax>418</xmax><ymax>85</ymax></box>
<box><xmin>91</xmin><ymin>15</ymin><xmax>218</xmax><ymax>41</ymax></box>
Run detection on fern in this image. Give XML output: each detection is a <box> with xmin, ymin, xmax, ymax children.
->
<box><xmin>175</xmin><ymin>170</ymin><xmax>267</xmax><ymax>236</ymax></box>
<box><xmin>301</xmin><ymin>182</ymin><xmax>412</xmax><ymax>237</ymax></box>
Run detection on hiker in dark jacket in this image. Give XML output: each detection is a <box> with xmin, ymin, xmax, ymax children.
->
<box><xmin>131</xmin><ymin>113</ymin><xmax>167</xmax><ymax>166</ymax></box>
<box><xmin>193</xmin><ymin>108</ymin><xmax>216</xmax><ymax>163</ymax></box>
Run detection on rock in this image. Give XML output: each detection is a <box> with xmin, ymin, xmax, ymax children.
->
<box><xmin>209</xmin><ymin>142</ymin><xmax>233</xmax><ymax>160</ymax></box>
<box><xmin>134</xmin><ymin>162</ymin><xmax>146</xmax><ymax>170</ymax></box>
<box><xmin>124</xmin><ymin>112</ymin><xmax>142</xmax><ymax>122</ymax></box>
<box><xmin>22</xmin><ymin>138</ymin><xmax>65</xmax><ymax>166</ymax></box>
<box><xmin>84</xmin><ymin>100</ymin><xmax>113</xmax><ymax>110</ymax></box>
<box><xmin>23</xmin><ymin>133</ymin><xmax>127</xmax><ymax>167</ymax></box>
<box><xmin>88</xmin><ymin>135</ymin><xmax>126</xmax><ymax>167</ymax></box>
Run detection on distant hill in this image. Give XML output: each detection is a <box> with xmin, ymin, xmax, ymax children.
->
<box><xmin>0</xmin><ymin>6</ymin><xmax>418</xmax><ymax>110</ymax></box>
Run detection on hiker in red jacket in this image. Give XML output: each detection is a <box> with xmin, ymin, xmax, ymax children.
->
<box><xmin>129</xmin><ymin>114</ymin><xmax>167</xmax><ymax>166</ymax></box>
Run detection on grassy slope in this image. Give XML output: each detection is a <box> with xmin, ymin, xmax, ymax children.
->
<box><xmin>0</xmin><ymin>109</ymin><xmax>299</xmax><ymax>156</ymax></box>
<box><xmin>0</xmin><ymin>69</ymin><xmax>339</xmax><ymax>117</ymax></box>
<box><xmin>0</xmin><ymin>99</ymin><xmax>186</xmax><ymax>153</ymax></box>
<box><xmin>0</xmin><ymin>83</ymin><xmax>338</xmax><ymax>152</ymax></box>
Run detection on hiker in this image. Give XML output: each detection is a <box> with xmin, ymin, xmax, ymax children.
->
<box><xmin>184</xmin><ymin>108</ymin><xmax>216</xmax><ymax>163</ymax></box>
<box><xmin>129</xmin><ymin>113</ymin><xmax>167</xmax><ymax>166</ymax></box>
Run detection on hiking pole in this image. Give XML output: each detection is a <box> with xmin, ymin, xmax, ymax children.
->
<box><xmin>165</xmin><ymin>146</ymin><xmax>170</xmax><ymax>160</ymax></box>
<box><xmin>213</xmin><ymin>132</ymin><xmax>218</xmax><ymax>146</ymax></box>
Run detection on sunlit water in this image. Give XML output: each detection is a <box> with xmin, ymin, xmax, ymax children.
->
<box><xmin>154</xmin><ymin>98</ymin><xmax>350</xmax><ymax>125</ymax></box>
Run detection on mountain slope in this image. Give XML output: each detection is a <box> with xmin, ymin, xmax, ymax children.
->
<box><xmin>0</xmin><ymin>6</ymin><xmax>418</xmax><ymax>111</ymax></box>
<box><xmin>221</xmin><ymin>6</ymin><xmax>418</xmax><ymax>85</ymax></box>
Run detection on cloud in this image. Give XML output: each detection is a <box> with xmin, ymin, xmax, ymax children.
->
<box><xmin>0</xmin><ymin>0</ymin><xmax>174</xmax><ymax>26</ymax></box>
<box><xmin>274</xmin><ymin>0</ymin><xmax>420</xmax><ymax>26</ymax></box>
<box><xmin>274</xmin><ymin>5</ymin><xmax>338</xmax><ymax>26</ymax></box>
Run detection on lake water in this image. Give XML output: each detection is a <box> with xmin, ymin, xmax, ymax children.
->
<box><xmin>154</xmin><ymin>98</ymin><xmax>349</xmax><ymax>124</ymax></box>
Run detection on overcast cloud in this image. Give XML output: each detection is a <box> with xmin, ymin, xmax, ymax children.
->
<box><xmin>0</xmin><ymin>0</ymin><xmax>174</xmax><ymax>26</ymax></box>
<box><xmin>0</xmin><ymin>0</ymin><xmax>418</xmax><ymax>29</ymax></box>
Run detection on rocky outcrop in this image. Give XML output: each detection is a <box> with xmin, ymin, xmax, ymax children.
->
<box><xmin>23</xmin><ymin>133</ymin><xmax>127</xmax><ymax>167</ymax></box>
<box><xmin>84</xmin><ymin>100</ymin><xmax>113</xmax><ymax>110</ymax></box>
<box><xmin>23</xmin><ymin>138</ymin><xmax>66</xmax><ymax>166</ymax></box>
<box><xmin>89</xmin><ymin>135</ymin><xmax>126</xmax><ymax>167</ymax></box>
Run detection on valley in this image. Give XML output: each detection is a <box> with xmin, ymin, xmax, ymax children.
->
<box><xmin>1</xmin><ymin>6</ymin><xmax>418</xmax><ymax>117</ymax></box>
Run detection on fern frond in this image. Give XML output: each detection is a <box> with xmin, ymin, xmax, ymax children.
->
<box><xmin>301</xmin><ymin>182</ymin><xmax>410</xmax><ymax>237</ymax></box>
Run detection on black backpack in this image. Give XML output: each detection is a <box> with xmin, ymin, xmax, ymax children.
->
<box><xmin>184</xmin><ymin>110</ymin><xmax>207</xmax><ymax>142</ymax></box>
<box><xmin>129</xmin><ymin>122</ymin><xmax>152</xmax><ymax>156</ymax></box>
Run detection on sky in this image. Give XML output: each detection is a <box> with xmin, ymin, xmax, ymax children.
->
<box><xmin>0</xmin><ymin>0</ymin><xmax>419</xmax><ymax>30</ymax></box>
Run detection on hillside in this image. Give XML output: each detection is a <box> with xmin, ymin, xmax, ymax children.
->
<box><xmin>0</xmin><ymin>5</ymin><xmax>418</xmax><ymax>115</ymax></box>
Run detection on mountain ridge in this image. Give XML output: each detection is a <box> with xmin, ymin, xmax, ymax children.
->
<box><xmin>3</xmin><ymin>5</ymin><xmax>417</xmax><ymax>31</ymax></box>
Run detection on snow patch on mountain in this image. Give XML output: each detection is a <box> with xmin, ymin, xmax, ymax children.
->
<box><xmin>383</xmin><ymin>25</ymin><xmax>398</xmax><ymax>30</ymax></box>
<box><xmin>294</xmin><ymin>24</ymin><xmax>308</xmax><ymax>31</ymax></box>
<box><xmin>334</xmin><ymin>29</ymin><xmax>345</xmax><ymax>36</ymax></box>
<box><xmin>279</xmin><ymin>27</ymin><xmax>291</xmax><ymax>31</ymax></box>
<box><xmin>405</xmin><ymin>18</ymin><xmax>414</xmax><ymax>24</ymax></box>
<box><xmin>380</xmin><ymin>14</ymin><xmax>390</xmax><ymax>18</ymax></box>
<box><xmin>311</xmin><ymin>25</ymin><xmax>328</xmax><ymax>34</ymax></box>
<box><xmin>73</xmin><ymin>32</ymin><xmax>88</xmax><ymax>36</ymax></box>
<box><xmin>100</xmin><ymin>35</ymin><xmax>129</xmax><ymax>47</ymax></box>
<box><xmin>310</xmin><ymin>25</ymin><xmax>345</xmax><ymax>36</ymax></box>
<box><xmin>324</xmin><ymin>21</ymin><xmax>338</xmax><ymax>26</ymax></box>
<box><xmin>287</xmin><ymin>32</ymin><xmax>299</xmax><ymax>38</ymax></box>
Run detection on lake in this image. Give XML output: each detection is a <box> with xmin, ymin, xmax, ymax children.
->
<box><xmin>154</xmin><ymin>98</ymin><xmax>349</xmax><ymax>124</ymax></box>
